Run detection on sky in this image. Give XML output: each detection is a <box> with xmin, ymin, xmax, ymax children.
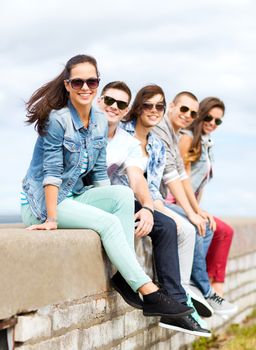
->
<box><xmin>0</xmin><ymin>0</ymin><xmax>255</xmax><ymax>218</ymax></box>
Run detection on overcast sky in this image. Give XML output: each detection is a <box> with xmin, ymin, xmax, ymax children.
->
<box><xmin>0</xmin><ymin>0</ymin><xmax>255</xmax><ymax>218</ymax></box>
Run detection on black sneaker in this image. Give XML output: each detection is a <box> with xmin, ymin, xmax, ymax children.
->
<box><xmin>143</xmin><ymin>290</ymin><xmax>194</xmax><ymax>317</ymax></box>
<box><xmin>159</xmin><ymin>314</ymin><xmax>212</xmax><ymax>337</ymax></box>
<box><xmin>189</xmin><ymin>285</ymin><xmax>213</xmax><ymax>318</ymax></box>
<box><xmin>111</xmin><ymin>272</ymin><xmax>143</xmax><ymax>309</ymax></box>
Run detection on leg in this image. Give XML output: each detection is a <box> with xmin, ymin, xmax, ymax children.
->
<box><xmin>135</xmin><ymin>201</ymin><xmax>187</xmax><ymax>303</ymax></box>
<box><xmin>22</xmin><ymin>186</ymin><xmax>151</xmax><ymax>292</ymax></box>
<box><xmin>206</xmin><ymin>217</ymin><xmax>234</xmax><ymax>296</ymax></box>
<box><xmin>165</xmin><ymin>204</ymin><xmax>196</xmax><ymax>291</ymax></box>
<box><xmin>169</xmin><ymin>204</ymin><xmax>214</xmax><ymax>297</ymax></box>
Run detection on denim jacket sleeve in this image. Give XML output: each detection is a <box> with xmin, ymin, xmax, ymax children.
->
<box><xmin>42</xmin><ymin>115</ymin><xmax>65</xmax><ymax>188</ymax></box>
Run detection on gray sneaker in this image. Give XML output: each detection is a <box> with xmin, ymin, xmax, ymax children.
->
<box><xmin>206</xmin><ymin>293</ymin><xmax>238</xmax><ymax>316</ymax></box>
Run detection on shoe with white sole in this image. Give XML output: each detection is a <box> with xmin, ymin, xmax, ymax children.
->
<box><xmin>206</xmin><ymin>293</ymin><xmax>238</xmax><ymax>316</ymax></box>
<box><xmin>188</xmin><ymin>285</ymin><xmax>213</xmax><ymax>318</ymax></box>
<box><xmin>159</xmin><ymin>314</ymin><xmax>211</xmax><ymax>337</ymax></box>
<box><xmin>186</xmin><ymin>293</ymin><xmax>208</xmax><ymax>330</ymax></box>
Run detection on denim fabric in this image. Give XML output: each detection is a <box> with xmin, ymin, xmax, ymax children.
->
<box><xmin>135</xmin><ymin>201</ymin><xmax>187</xmax><ymax>303</ymax></box>
<box><xmin>166</xmin><ymin>203</ymin><xmax>214</xmax><ymax>297</ymax></box>
<box><xmin>121</xmin><ymin>120</ymin><xmax>166</xmax><ymax>201</ymax></box>
<box><xmin>22</xmin><ymin>101</ymin><xmax>110</xmax><ymax>221</ymax></box>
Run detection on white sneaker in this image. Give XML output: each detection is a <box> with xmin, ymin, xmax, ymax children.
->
<box><xmin>206</xmin><ymin>293</ymin><xmax>238</xmax><ymax>316</ymax></box>
<box><xmin>188</xmin><ymin>285</ymin><xmax>213</xmax><ymax>318</ymax></box>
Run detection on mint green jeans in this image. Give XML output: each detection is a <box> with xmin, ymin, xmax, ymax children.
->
<box><xmin>21</xmin><ymin>185</ymin><xmax>151</xmax><ymax>291</ymax></box>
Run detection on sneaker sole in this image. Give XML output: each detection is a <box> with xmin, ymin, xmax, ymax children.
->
<box><xmin>159</xmin><ymin>322</ymin><xmax>212</xmax><ymax>337</ymax></box>
<box><xmin>143</xmin><ymin>308</ymin><xmax>193</xmax><ymax>318</ymax></box>
<box><xmin>213</xmin><ymin>307</ymin><xmax>238</xmax><ymax>316</ymax></box>
<box><xmin>191</xmin><ymin>298</ymin><xmax>213</xmax><ymax>318</ymax></box>
<box><xmin>111</xmin><ymin>279</ymin><xmax>143</xmax><ymax>310</ymax></box>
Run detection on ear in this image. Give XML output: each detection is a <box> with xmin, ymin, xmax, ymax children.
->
<box><xmin>64</xmin><ymin>80</ymin><xmax>70</xmax><ymax>93</ymax></box>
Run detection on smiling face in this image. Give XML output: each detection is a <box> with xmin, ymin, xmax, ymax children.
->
<box><xmin>97</xmin><ymin>88</ymin><xmax>129</xmax><ymax>127</ymax></box>
<box><xmin>202</xmin><ymin>107</ymin><xmax>224</xmax><ymax>134</ymax></box>
<box><xmin>169</xmin><ymin>95</ymin><xmax>199</xmax><ymax>133</ymax></box>
<box><xmin>64</xmin><ymin>62</ymin><xmax>98</xmax><ymax>109</ymax></box>
<box><xmin>137</xmin><ymin>94</ymin><xmax>165</xmax><ymax>129</ymax></box>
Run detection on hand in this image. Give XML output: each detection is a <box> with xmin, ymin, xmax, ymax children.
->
<box><xmin>197</xmin><ymin>209</ymin><xmax>216</xmax><ymax>231</ymax></box>
<box><xmin>26</xmin><ymin>221</ymin><xmax>57</xmax><ymax>231</ymax></box>
<box><xmin>187</xmin><ymin>212</ymin><xmax>207</xmax><ymax>236</ymax></box>
<box><xmin>134</xmin><ymin>208</ymin><xmax>154</xmax><ymax>238</ymax></box>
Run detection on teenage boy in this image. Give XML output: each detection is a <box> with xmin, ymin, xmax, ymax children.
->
<box><xmin>153</xmin><ymin>91</ymin><xmax>236</xmax><ymax>316</ymax></box>
<box><xmin>98</xmin><ymin>81</ymin><xmax>211</xmax><ymax>337</ymax></box>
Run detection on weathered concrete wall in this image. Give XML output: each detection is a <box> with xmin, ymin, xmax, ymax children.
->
<box><xmin>1</xmin><ymin>219</ymin><xmax>256</xmax><ymax>350</ymax></box>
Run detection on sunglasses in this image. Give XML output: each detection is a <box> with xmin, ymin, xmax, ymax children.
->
<box><xmin>179</xmin><ymin>105</ymin><xmax>198</xmax><ymax>119</ymax></box>
<box><xmin>102</xmin><ymin>95</ymin><xmax>128</xmax><ymax>110</ymax></box>
<box><xmin>66</xmin><ymin>78</ymin><xmax>100</xmax><ymax>90</ymax></box>
<box><xmin>142</xmin><ymin>102</ymin><xmax>165</xmax><ymax>112</ymax></box>
<box><xmin>203</xmin><ymin>115</ymin><xmax>223</xmax><ymax>126</ymax></box>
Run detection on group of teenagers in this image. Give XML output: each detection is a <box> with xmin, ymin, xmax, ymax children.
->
<box><xmin>21</xmin><ymin>54</ymin><xmax>237</xmax><ymax>338</ymax></box>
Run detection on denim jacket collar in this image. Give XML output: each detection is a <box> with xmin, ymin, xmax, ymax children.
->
<box><xmin>68</xmin><ymin>100</ymin><xmax>97</xmax><ymax>131</ymax></box>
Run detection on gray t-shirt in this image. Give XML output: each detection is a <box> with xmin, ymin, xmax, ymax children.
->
<box><xmin>153</xmin><ymin>115</ymin><xmax>188</xmax><ymax>198</ymax></box>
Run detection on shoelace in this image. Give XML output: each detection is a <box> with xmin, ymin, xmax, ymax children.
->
<box><xmin>210</xmin><ymin>293</ymin><xmax>224</xmax><ymax>305</ymax></box>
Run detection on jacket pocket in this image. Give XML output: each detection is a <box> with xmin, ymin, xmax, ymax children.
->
<box><xmin>92</xmin><ymin>137</ymin><xmax>107</xmax><ymax>149</ymax></box>
<box><xmin>63</xmin><ymin>138</ymin><xmax>81</xmax><ymax>152</ymax></box>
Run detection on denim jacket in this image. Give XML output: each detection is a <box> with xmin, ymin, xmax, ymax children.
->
<box><xmin>121</xmin><ymin>120</ymin><xmax>166</xmax><ymax>201</ymax></box>
<box><xmin>22</xmin><ymin>101</ymin><xmax>110</xmax><ymax>221</ymax></box>
<box><xmin>180</xmin><ymin>129</ymin><xmax>214</xmax><ymax>197</ymax></box>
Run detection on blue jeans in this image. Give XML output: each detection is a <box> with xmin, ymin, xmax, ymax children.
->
<box><xmin>166</xmin><ymin>204</ymin><xmax>214</xmax><ymax>297</ymax></box>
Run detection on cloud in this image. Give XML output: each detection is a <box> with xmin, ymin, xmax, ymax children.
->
<box><xmin>0</xmin><ymin>0</ymin><xmax>256</xmax><ymax>216</ymax></box>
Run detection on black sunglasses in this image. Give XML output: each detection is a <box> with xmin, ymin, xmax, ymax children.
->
<box><xmin>102</xmin><ymin>96</ymin><xmax>128</xmax><ymax>110</ymax></box>
<box><xmin>66</xmin><ymin>78</ymin><xmax>100</xmax><ymax>90</ymax></box>
<box><xmin>142</xmin><ymin>102</ymin><xmax>165</xmax><ymax>112</ymax></box>
<box><xmin>203</xmin><ymin>115</ymin><xmax>223</xmax><ymax>126</ymax></box>
<box><xmin>179</xmin><ymin>105</ymin><xmax>198</xmax><ymax>119</ymax></box>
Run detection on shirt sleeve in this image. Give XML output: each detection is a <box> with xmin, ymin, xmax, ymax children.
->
<box><xmin>123</xmin><ymin>143</ymin><xmax>144</xmax><ymax>170</ymax></box>
<box><xmin>154</xmin><ymin>124</ymin><xmax>188</xmax><ymax>185</ymax></box>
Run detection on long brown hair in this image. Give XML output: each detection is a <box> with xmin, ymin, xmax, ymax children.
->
<box><xmin>125</xmin><ymin>84</ymin><xmax>166</xmax><ymax>122</ymax></box>
<box><xmin>26</xmin><ymin>54</ymin><xmax>99</xmax><ymax>135</ymax></box>
<box><xmin>184</xmin><ymin>97</ymin><xmax>225</xmax><ymax>163</ymax></box>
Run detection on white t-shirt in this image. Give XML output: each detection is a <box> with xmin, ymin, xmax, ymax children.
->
<box><xmin>107</xmin><ymin>127</ymin><xmax>144</xmax><ymax>184</ymax></box>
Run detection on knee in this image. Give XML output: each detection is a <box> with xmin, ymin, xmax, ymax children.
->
<box><xmin>111</xmin><ymin>185</ymin><xmax>133</xmax><ymax>198</ymax></box>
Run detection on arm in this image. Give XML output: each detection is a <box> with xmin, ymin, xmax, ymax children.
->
<box><xmin>178</xmin><ymin>134</ymin><xmax>192</xmax><ymax>174</ymax></box>
<box><xmin>179</xmin><ymin>136</ymin><xmax>216</xmax><ymax>231</ymax></box>
<box><xmin>27</xmin><ymin>117</ymin><xmax>64</xmax><ymax>230</ymax></box>
<box><xmin>126</xmin><ymin>166</ymin><xmax>154</xmax><ymax>238</ymax></box>
<box><xmin>166</xmin><ymin>179</ymin><xmax>206</xmax><ymax>235</ymax></box>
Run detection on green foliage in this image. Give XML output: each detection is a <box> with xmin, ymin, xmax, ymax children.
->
<box><xmin>192</xmin><ymin>309</ymin><xmax>256</xmax><ymax>350</ymax></box>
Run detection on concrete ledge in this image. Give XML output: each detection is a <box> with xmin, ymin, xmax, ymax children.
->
<box><xmin>0</xmin><ymin>218</ymin><xmax>256</xmax><ymax>349</ymax></box>
<box><xmin>0</xmin><ymin>226</ymin><xmax>108</xmax><ymax>320</ymax></box>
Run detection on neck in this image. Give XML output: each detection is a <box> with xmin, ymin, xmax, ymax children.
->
<box><xmin>168</xmin><ymin>114</ymin><xmax>179</xmax><ymax>134</ymax></box>
<box><xmin>108</xmin><ymin>123</ymin><xmax>118</xmax><ymax>139</ymax></box>
<box><xmin>71</xmin><ymin>100</ymin><xmax>92</xmax><ymax>128</ymax></box>
<box><xmin>135</xmin><ymin>119</ymin><xmax>150</xmax><ymax>143</ymax></box>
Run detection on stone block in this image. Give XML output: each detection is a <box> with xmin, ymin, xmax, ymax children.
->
<box><xmin>15</xmin><ymin>314</ymin><xmax>51</xmax><ymax>342</ymax></box>
<box><xmin>80</xmin><ymin>316</ymin><xmax>124</xmax><ymax>349</ymax></box>
<box><xmin>17</xmin><ymin>329</ymin><xmax>79</xmax><ymax>350</ymax></box>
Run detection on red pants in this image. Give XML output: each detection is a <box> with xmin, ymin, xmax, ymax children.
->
<box><xmin>206</xmin><ymin>217</ymin><xmax>234</xmax><ymax>282</ymax></box>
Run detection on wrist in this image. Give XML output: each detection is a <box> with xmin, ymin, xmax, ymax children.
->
<box><xmin>45</xmin><ymin>217</ymin><xmax>58</xmax><ymax>223</ymax></box>
<box><xmin>142</xmin><ymin>206</ymin><xmax>154</xmax><ymax>216</ymax></box>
